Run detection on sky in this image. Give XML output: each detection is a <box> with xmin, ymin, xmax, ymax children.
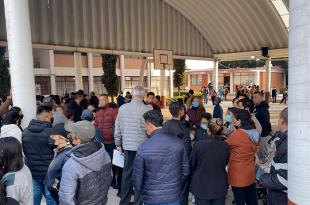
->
<box><xmin>185</xmin><ymin>60</ymin><xmax>214</xmax><ymax>71</ymax></box>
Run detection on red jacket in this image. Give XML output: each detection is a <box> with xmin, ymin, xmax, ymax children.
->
<box><xmin>225</xmin><ymin>129</ymin><xmax>259</xmax><ymax>187</ymax></box>
<box><xmin>95</xmin><ymin>106</ymin><xmax>118</xmax><ymax>144</ymax></box>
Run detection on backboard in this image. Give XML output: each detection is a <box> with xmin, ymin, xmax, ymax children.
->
<box><xmin>153</xmin><ymin>49</ymin><xmax>173</xmax><ymax>70</ymax></box>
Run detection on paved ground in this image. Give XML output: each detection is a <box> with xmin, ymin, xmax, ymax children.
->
<box><xmin>42</xmin><ymin>102</ymin><xmax>287</xmax><ymax>205</ymax></box>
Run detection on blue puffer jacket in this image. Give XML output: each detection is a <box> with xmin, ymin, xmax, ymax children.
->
<box><xmin>133</xmin><ymin>129</ymin><xmax>190</xmax><ymax>204</ymax></box>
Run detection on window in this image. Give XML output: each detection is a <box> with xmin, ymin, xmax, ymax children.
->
<box><xmin>94</xmin><ymin>76</ymin><xmax>106</xmax><ymax>95</ymax></box>
<box><xmin>83</xmin><ymin>76</ymin><xmax>89</xmax><ymax>94</ymax></box>
<box><xmin>35</xmin><ymin>76</ymin><xmax>51</xmax><ymax>95</ymax></box>
<box><xmin>124</xmin><ymin>77</ymin><xmax>147</xmax><ymax>92</ymax></box>
<box><xmin>191</xmin><ymin>74</ymin><xmax>202</xmax><ymax>86</ymax></box>
<box><xmin>56</xmin><ymin>76</ymin><xmax>76</xmax><ymax>96</ymax></box>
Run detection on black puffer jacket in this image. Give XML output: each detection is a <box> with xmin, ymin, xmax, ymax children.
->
<box><xmin>59</xmin><ymin>141</ymin><xmax>112</xmax><ymax>205</ymax></box>
<box><xmin>255</xmin><ymin>101</ymin><xmax>272</xmax><ymax>137</ymax></box>
<box><xmin>163</xmin><ymin>119</ymin><xmax>192</xmax><ymax>156</ymax></box>
<box><xmin>133</xmin><ymin>129</ymin><xmax>190</xmax><ymax>204</ymax></box>
<box><xmin>22</xmin><ymin>119</ymin><xmax>54</xmax><ymax>179</ymax></box>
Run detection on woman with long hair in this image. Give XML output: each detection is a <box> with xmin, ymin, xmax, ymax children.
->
<box><xmin>226</xmin><ymin>110</ymin><xmax>260</xmax><ymax>205</ymax></box>
<box><xmin>0</xmin><ymin>137</ymin><xmax>33</xmax><ymax>205</ymax></box>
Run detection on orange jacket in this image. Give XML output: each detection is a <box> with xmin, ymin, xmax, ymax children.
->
<box><xmin>225</xmin><ymin>129</ymin><xmax>259</xmax><ymax>187</ymax></box>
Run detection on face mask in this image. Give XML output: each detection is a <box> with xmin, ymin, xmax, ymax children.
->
<box><xmin>48</xmin><ymin>138</ymin><xmax>58</xmax><ymax>150</ymax></box>
<box><xmin>226</xmin><ymin>114</ymin><xmax>232</xmax><ymax>123</ymax></box>
<box><xmin>193</xmin><ymin>101</ymin><xmax>199</xmax><ymax>108</ymax></box>
<box><xmin>200</xmin><ymin>124</ymin><xmax>208</xmax><ymax>131</ymax></box>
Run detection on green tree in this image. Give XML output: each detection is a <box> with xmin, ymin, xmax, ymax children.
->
<box><xmin>219</xmin><ymin>59</ymin><xmax>266</xmax><ymax>69</ymax></box>
<box><xmin>173</xmin><ymin>59</ymin><xmax>185</xmax><ymax>96</ymax></box>
<box><xmin>0</xmin><ymin>48</ymin><xmax>10</xmax><ymax>99</ymax></box>
<box><xmin>101</xmin><ymin>54</ymin><xmax>119</xmax><ymax>101</ymax></box>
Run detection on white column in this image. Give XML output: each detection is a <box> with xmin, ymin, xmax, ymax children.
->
<box><xmin>87</xmin><ymin>53</ymin><xmax>94</xmax><ymax>93</ymax></box>
<box><xmin>265</xmin><ymin>58</ymin><xmax>271</xmax><ymax>92</ymax></box>
<box><xmin>160</xmin><ymin>68</ymin><xmax>166</xmax><ymax>96</ymax></box>
<box><xmin>289</xmin><ymin>1</ymin><xmax>310</xmax><ymax>204</ymax></box>
<box><xmin>213</xmin><ymin>60</ymin><xmax>219</xmax><ymax>92</ymax></box>
<box><xmin>230</xmin><ymin>72</ymin><xmax>234</xmax><ymax>94</ymax></box>
<box><xmin>49</xmin><ymin>50</ymin><xmax>56</xmax><ymax>94</ymax></box>
<box><xmin>120</xmin><ymin>55</ymin><xmax>125</xmax><ymax>91</ymax></box>
<box><xmin>187</xmin><ymin>73</ymin><xmax>191</xmax><ymax>88</ymax></box>
<box><xmin>4</xmin><ymin>0</ymin><xmax>36</xmax><ymax>128</ymax></box>
<box><xmin>160</xmin><ymin>66</ymin><xmax>167</xmax><ymax>108</ymax></box>
<box><xmin>169</xmin><ymin>69</ymin><xmax>174</xmax><ymax>98</ymax></box>
<box><xmin>147</xmin><ymin>61</ymin><xmax>151</xmax><ymax>91</ymax></box>
<box><xmin>255</xmin><ymin>70</ymin><xmax>260</xmax><ymax>86</ymax></box>
<box><xmin>74</xmin><ymin>52</ymin><xmax>83</xmax><ymax>90</ymax></box>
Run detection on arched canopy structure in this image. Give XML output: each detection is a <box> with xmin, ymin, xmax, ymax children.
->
<box><xmin>0</xmin><ymin>0</ymin><xmax>288</xmax><ymax>60</ymax></box>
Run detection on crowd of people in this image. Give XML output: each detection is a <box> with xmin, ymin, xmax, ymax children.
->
<box><xmin>0</xmin><ymin>84</ymin><xmax>287</xmax><ymax>205</ymax></box>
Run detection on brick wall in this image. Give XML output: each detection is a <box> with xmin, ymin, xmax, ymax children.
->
<box><xmin>260</xmin><ymin>72</ymin><xmax>285</xmax><ymax>90</ymax></box>
<box><xmin>54</xmin><ymin>54</ymin><xmax>74</xmax><ymax>67</ymax></box>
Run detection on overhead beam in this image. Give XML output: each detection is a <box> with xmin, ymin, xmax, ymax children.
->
<box><xmin>213</xmin><ymin>48</ymin><xmax>288</xmax><ymax>61</ymax></box>
<box><xmin>0</xmin><ymin>41</ymin><xmax>213</xmax><ymax>61</ymax></box>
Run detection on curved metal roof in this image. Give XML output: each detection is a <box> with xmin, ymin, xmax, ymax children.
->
<box><xmin>0</xmin><ymin>0</ymin><xmax>288</xmax><ymax>59</ymax></box>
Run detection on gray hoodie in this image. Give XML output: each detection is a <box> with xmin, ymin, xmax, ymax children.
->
<box><xmin>59</xmin><ymin>141</ymin><xmax>112</xmax><ymax>205</ymax></box>
<box><xmin>242</xmin><ymin>129</ymin><xmax>260</xmax><ymax>143</ymax></box>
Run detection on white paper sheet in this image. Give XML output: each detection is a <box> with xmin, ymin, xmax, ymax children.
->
<box><xmin>112</xmin><ymin>149</ymin><xmax>124</xmax><ymax>168</ymax></box>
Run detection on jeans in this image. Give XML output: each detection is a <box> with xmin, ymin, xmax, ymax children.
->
<box><xmin>33</xmin><ymin>179</ymin><xmax>56</xmax><ymax>205</ymax></box>
<box><xmin>232</xmin><ymin>184</ymin><xmax>258</xmax><ymax>205</ymax></box>
<box><xmin>144</xmin><ymin>199</ymin><xmax>179</xmax><ymax>205</ymax></box>
<box><xmin>120</xmin><ymin>150</ymin><xmax>142</xmax><ymax>205</ymax></box>
<box><xmin>194</xmin><ymin>196</ymin><xmax>225</xmax><ymax>205</ymax></box>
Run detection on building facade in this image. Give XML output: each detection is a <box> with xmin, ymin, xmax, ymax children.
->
<box><xmin>5</xmin><ymin>48</ymin><xmax>172</xmax><ymax>97</ymax></box>
<box><xmin>186</xmin><ymin>67</ymin><xmax>286</xmax><ymax>93</ymax></box>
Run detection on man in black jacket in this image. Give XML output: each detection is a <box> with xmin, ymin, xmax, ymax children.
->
<box><xmin>67</xmin><ymin>92</ymin><xmax>84</xmax><ymax>122</ymax></box>
<box><xmin>259</xmin><ymin>108</ymin><xmax>288</xmax><ymax>205</ymax></box>
<box><xmin>133</xmin><ymin>110</ymin><xmax>189</xmax><ymax>205</ymax></box>
<box><xmin>253</xmin><ymin>92</ymin><xmax>272</xmax><ymax>162</ymax></box>
<box><xmin>22</xmin><ymin>106</ymin><xmax>56</xmax><ymax>205</ymax></box>
<box><xmin>162</xmin><ymin>102</ymin><xmax>191</xmax><ymax>205</ymax></box>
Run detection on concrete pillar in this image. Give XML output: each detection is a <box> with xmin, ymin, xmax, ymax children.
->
<box><xmin>265</xmin><ymin>58</ymin><xmax>271</xmax><ymax>103</ymax></box>
<box><xmin>230</xmin><ymin>72</ymin><xmax>234</xmax><ymax>94</ymax></box>
<box><xmin>255</xmin><ymin>70</ymin><xmax>260</xmax><ymax>86</ymax></box>
<box><xmin>289</xmin><ymin>1</ymin><xmax>310</xmax><ymax>204</ymax></box>
<box><xmin>169</xmin><ymin>69</ymin><xmax>174</xmax><ymax>98</ymax></box>
<box><xmin>160</xmin><ymin>66</ymin><xmax>167</xmax><ymax>108</ymax></box>
<box><xmin>74</xmin><ymin>52</ymin><xmax>83</xmax><ymax>91</ymax></box>
<box><xmin>4</xmin><ymin>0</ymin><xmax>36</xmax><ymax>128</ymax></box>
<box><xmin>213</xmin><ymin>60</ymin><xmax>219</xmax><ymax>92</ymax></box>
<box><xmin>188</xmin><ymin>73</ymin><xmax>191</xmax><ymax>88</ymax></box>
<box><xmin>265</xmin><ymin>58</ymin><xmax>272</xmax><ymax>92</ymax></box>
<box><xmin>147</xmin><ymin>61</ymin><xmax>151</xmax><ymax>91</ymax></box>
<box><xmin>87</xmin><ymin>53</ymin><xmax>94</xmax><ymax>93</ymax></box>
<box><xmin>120</xmin><ymin>55</ymin><xmax>125</xmax><ymax>91</ymax></box>
<box><xmin>49</xmin><ymin>50</ymin><xmax>56</xmax><ymax>95</ymax></box>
